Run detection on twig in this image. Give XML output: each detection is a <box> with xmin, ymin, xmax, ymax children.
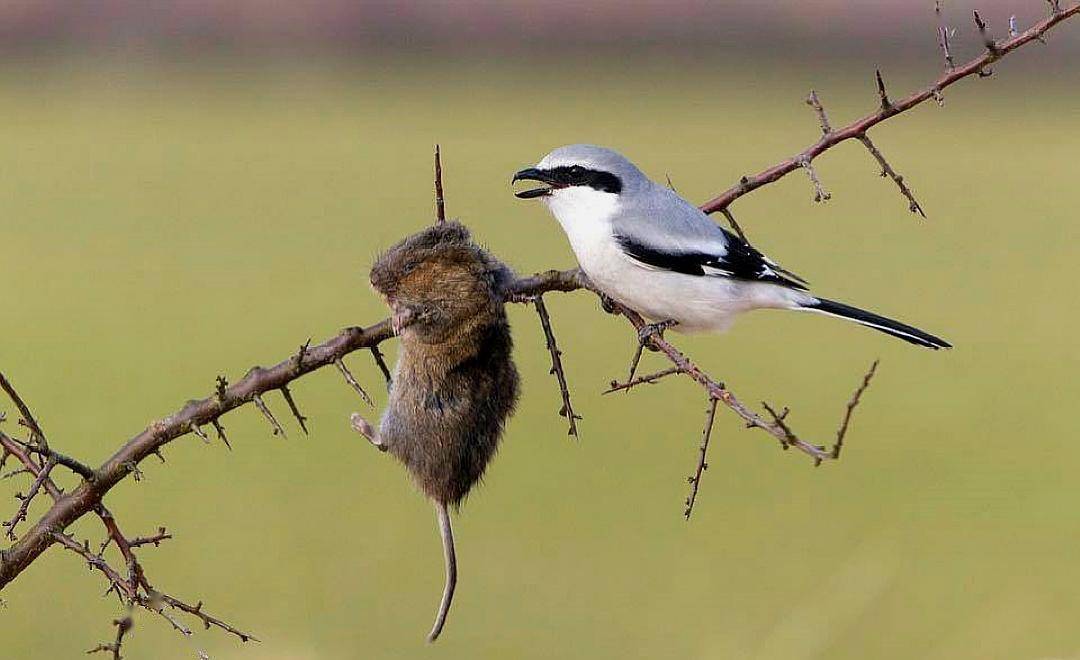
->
<box><xmin>1</xmin><ymin>467</ymin><xmax>30</xmax><ymax>480</ymax></box>
<box><xmin>973</xmin><ymin>10</ymin><xmax>999</xmax><ymax>53</ymax></box>
<box><xmin>533</xmin><ymin>295</ymin><xmax>581</xmax><ymax>439</ymax></box>
<box><xmin>51</xmin><ymin>531</ymin><xmax>134</xmax><ymax>599</ymax></box>
<box><xmin>684</xmin><ymin>397</ymin><xmax>719</xmax><ymax>520</ymax></box>
<box><xmin>293</xmin><ymin>339</ymin><xmax>311</xmax><ymax>372</ymax></box>
<box><xmin>719</xmin><ymin>207</ymin><xmax>750</xmax><ymax>243</ymax></box>
<box><xmin>798</xmin><ymin>157</ymin><xmax>831</xmax><ymax>202</ymax></box>
<box><xmin>936</xmin><ymin>1</ymin><xmax>957</xmax><ymax>70</ymax></box>
<box><xmin>211</xmin><ymin>419</ymin><xmax>230</xmax><ymax>450</ymax></box>
<box><xmin>51</xmin><ymin>529</ymin><xmax>256</xmax><ymax>645</ymax></box>
<box><xmin>128</xmin><ymin>527</ymin><xmax>172</xmax><ymax>549</ymax></box>
<box><xmin>335</xmin><ymin>358</ymin><xmax>373</xmax><ymax>406</ymax></box>
<box><xmin>279</xmin><ymin>385</ymin><xmax>309</xmax><ymax>435</ymax></box>
<box><xmin>95</xmin><ymin>506</ymin><xmax>257</xmax><ymax>644</ymax></box>
<box><xmin>0</xmin><ymin>431</ymin><xmax>63</xmax><ymax>502</ymax></box>
<box><xmin>434</xmin><ymin>144</ymin><xmax>446</xmax><ymax>223</ymax></box>
<box><xmin>0</xmin><ymin>372</ymin><xmax>49</xmax><ymax>451</ymax></box>
<box><xmin>607</xmin><ymin>298</ymin><xmax>834</xmax><ymax>463</ymax></box>
<box><xmin>370</xmin><ymin>346</ymin><xmax>393</xmax><ymax>388</ymax></box>
<box><xmin>761</xmin><ymin>402</ymin><xmax>799</xmax><ymax>451</ymax></box>
<box><xmin>86</xmin><ymin>615</ymin><xmax>132</xmax><ymax>659</ymax></box>
<box><xmin>805</xmin><ymin>89</ymin><xmax>833</xmax><ymax>135</ymax></box>
<box><xmin>832</xmin><ymin>360</ymin><xmax>879</xmax><ymax>460</ymax></box>
<box><xmin>623</xmin><ymin>339</ymin><xmax>647</xmax><ymax>387</ymax></box>
<box><xmin>24</xmin><ymin>445</ymin><xmax>94</xmax><ymax>480</ymax></box>
<box><xmin>875</xmin><ymin>69</ymin><xmax>892</xmax><ymax>111</ymax></box>
<box><xmin>190</xmin><ymin>424</ymin><xmax>209</xmax><ymax>444</ymax></box>
<box><xmin>856</xmin><ymin>133</ymin><xmax>926</xmax><ymax>217</ymax></box>
<box><xmin>1</xmin><ymin>318</ymin><xmax>392</xmax><ymax>591</ymax></box>
<box><xmin>251</xmin><ymin>394</ymin><xmax>286</xmax><ymax>438</ymax></box>
<box><xmin>699</xmin><ymin>4</ymin><xmax>1080</xmax><ymax>214</ymax></box>
<box><xmin>3</xmin><ymin>457</ymin><xmax>54</xmax><ymax>540</ymax></box>
<box><xmin>603</xmin><ymin>366</ymin><xmax>683</xmax><ymax>394</ymax></box>
<box><xmin>159</xmin><ymin>594</ymin><xmax>257</xmax><ymax>642</ymax></box>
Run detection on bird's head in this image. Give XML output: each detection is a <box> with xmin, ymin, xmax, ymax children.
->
<box><xmin>512</xmin><ymin>145</ymin><xmax>648</xmax><ymax>206</ymax></box>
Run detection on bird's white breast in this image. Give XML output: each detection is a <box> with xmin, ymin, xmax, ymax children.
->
<box><xmin>543</xmin><ymin>187</ymin><xmax>807</xmax><ymax>332</ymax></box>
<box><xmin>544</xmin><ymin>188</ymin><xmax>622</xmax><ymax>278</ymax></box>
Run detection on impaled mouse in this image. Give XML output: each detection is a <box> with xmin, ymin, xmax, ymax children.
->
<box><xmin>350</xmin><ymin>221</ymin><xmax>519</xmax><ymax>642</ymax></box>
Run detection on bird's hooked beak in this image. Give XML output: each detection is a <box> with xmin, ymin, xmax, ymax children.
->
<box><xmin>512</xmin><ymin>167</ymin><xmax>562</xmax><ymax>199</ymax></box>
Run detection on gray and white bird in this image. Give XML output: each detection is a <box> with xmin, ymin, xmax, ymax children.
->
<box><xmin>512</xmin><ymin>144</ymin><xmax>950</xmax><ymax>349</ymax></box>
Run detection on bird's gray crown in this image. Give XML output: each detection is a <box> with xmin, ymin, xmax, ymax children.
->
<box><xmin>512</xmin><ymin>144</ymin><xmax>655</xmax><ymax>199</ymax></box>
<box><xmin>536</xmin><ymin>144</ymin><xmax>650</xmax><ymax>189</ymax></box>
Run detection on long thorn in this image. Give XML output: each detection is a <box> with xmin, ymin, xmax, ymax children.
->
<box><xmin>252</xmin><ymin>395</ymin><xmax>286</xmax><ymax>438</ymax></box>
<box><xmin>335</xmin><ymin>358</ymin><xmax>373</xmax><ymax>406</ymax></box>
<box><xmin>279</xmin><ymin>386</ymin><xmax>309</xmax><ymax>435</ymax></box>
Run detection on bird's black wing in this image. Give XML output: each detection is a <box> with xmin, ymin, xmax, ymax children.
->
<box><xmin>614</xmin><ymin>229</ymin><xmax>809</xmax><ymax>290</ymax></box>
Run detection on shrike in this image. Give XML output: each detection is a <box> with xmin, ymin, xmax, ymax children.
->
<box><xmin>512</xmin><ymin>144</ymin><xmax>950</xmax><ymax>349</ymax></box>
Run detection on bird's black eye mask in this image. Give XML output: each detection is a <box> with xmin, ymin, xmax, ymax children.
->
<box><xmin>512</xmin><ymin>165</ymin><xmax>622</xmax><ymax>198</ymax></box>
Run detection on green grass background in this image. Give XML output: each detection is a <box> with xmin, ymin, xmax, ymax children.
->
<box><xmin>1</xmin><ymin>56</ymin><xmax>1079</xmax><ymax>659</ymax></box>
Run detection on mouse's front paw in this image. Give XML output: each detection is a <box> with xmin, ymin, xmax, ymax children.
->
<box><xmin>390</xmin><ymin>305</ymin><xmax>417</xmax><ymax>336</ymax></box>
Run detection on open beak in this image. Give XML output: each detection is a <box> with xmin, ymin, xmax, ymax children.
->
<box><xmin>512</xmin><ymin>167</ymin><xmax>561</xmax><ymax>199</ymax></box>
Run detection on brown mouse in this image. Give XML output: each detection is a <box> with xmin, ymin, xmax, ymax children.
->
<box><xmin>350</xmin><ymin>221</ymin><xmax>519</xmax><ymax>642</ymax></box>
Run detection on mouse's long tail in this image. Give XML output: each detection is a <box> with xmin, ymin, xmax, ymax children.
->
<box><xmin>427</xmin><ymin>501</ymin><xmax>457</xmax><ymax>643</ymax></box>
<box><xmin>798</xmin><ymin>297</ymin><xmax>951</xmax><ymax>350</ymax></box>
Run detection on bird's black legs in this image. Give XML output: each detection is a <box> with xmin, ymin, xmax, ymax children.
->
<box><xmin>598</xmin><ymin>292</ymin><xmax>619</xmax><ymax>315</ymax></box>
<box><xmin>625</xmin><ymin>319</ymin><xmax>678</xmax><ymax>385</ymax></box>
<box><xmin>637</xmin><ymin>319</ymin><xmax>678</xmax><ymax>345</ymax></box>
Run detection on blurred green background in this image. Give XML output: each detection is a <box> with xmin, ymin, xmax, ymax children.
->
<box><xmin>2</xmin><ymin>3</ymin><xmax>1080</xmax><ymax>659</ymax></box>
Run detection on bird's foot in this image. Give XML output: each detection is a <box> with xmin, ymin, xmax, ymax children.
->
<box><xmin>350</xmin><ymin>412</ymin><xmax>388</xmax><ymax>452</ymax></box>
<box><xmin>598</xmin><ymin>293</ymin><xmax>619</xmax><ymax>315</ymax></box>
<box><xmin>621</xmin><ymin>319</ymin><xmax>678</xmax><ymax>387</ymax></box>
<box><xmin>637</xmin><ymin>319</ymin><xmax>678</xmax><ymax>347</ymax></box>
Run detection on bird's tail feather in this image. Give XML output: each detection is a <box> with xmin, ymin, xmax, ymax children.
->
<box><xmin>800</xmin><ymin>297</ymin><xmax>951</xmax><ymax>350</ymax></box>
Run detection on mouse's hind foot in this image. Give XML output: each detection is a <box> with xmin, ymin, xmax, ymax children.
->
<box><xmin>350</xmin><ymin>412</ymin><xmax>388</xmax><ymax>451</ymax></box>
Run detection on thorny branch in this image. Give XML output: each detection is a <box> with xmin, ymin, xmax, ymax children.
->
<box><xmin>937</xmin><ymin>2</ymin><xmax>958</xmax><ymax>70</ymax></box>
<box><xmin>1</xmin><ymin>5</ymin><xmax>1077</xmax><ymax>655</ymax></box>
<box><xmin>856</xmin><ymin>134</ymin><xmax>926</xmax><ymax>217</ymax></box>
<box><xmin>335</xmin><ymin>357</ymin><xmax>374</xmax><ymax>406</ymax></box>
<box><xmin>604</xmin><ymin>366</ymin><xmax>683</xmax><ymax>394</ymax></box>
<box><xmin>832</xmin><ymin>360</ymin><xmax>879</xmax><ymax>461</ymax></box>
<box><xmin>698</xmin><ymin>3</ymin><xmax>1080</xmax><ymax>216</ymax></box>
<box><xmin>0</xmin><ymin>317</ymin><xmax>391</xmax><ymax>596</ymax></box>
<box><xmin>684</xmin><ymin>397</ymin><xmax>718</xmax><ymax>520</ymax></box>
<box><xmin>370</xmin><ymin>346</ymin><xmax>393</xmax><ymax>387</ymax></box>
<box><xmin>1</xmin><ymin>262</ymin><xmax>871</xmax><ymax>602</ymax></box>
<box><xmin>0</xmin><ymin>378</ymin><xmax>255</xmax><ymax>658</ymax></box>
<box><xmin>590</xmin><ymin>292</ymin><xmax>859</xmax><ymax>464</ymax></box>
<box><xmin>434</xmin><ymin>144</ymin><xmax>447</xmax><ymax>224</ymax></box>
<box><xmin>0</xmin><ymin>372</ymin><xmax>49</xmax><ymax>451</ymax></box>
<box><xmin>86</xmin><ymin>614</ymin><xmax>133</xmax><ymax>659</ymax></box>
<box><xmin>806</xmin><ymin>85</ymin><xmax>925</xmax><ymax>215</ymax></box>
<box><xmin>532</xmin><ymin>295</ymin><xmax>581</xmax><ymax>438</ymax></box>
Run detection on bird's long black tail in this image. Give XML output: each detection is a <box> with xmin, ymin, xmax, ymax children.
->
<box><xmin>800</xmin><ymin>297</ymin><xmax>951</xmax><ymax>350</ymax></box>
